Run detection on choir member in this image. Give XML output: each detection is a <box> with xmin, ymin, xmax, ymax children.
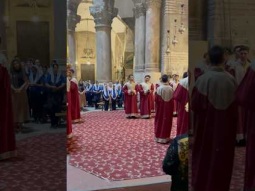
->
<box><xmin>139</xmin><ymin>75</ymin><xmax>154</xmax><ymax>119</ymax></box>
<box><xmin>68</xmin><ymin>68</ymin><xmax>81</xmax><ymax>123</ymax></box>
<box><xmin>102</xmin><ymin>83</ymin><xmax>110</xmax><ymax>111</ymax></box>
<box><xmin>194</xmin><ymin>52</ymin><xmax>210</xmax><ymax>81</ymax></box>
<box><xmin>78</xmin><ymin>79</ymin><xmax>86</xmax><ymax>110</ymax></box>
<box><xmin>109</xmin><ymin>83</ymin><xmax>117</xmax><ymax>110</ymax></box>
<box><xmin>10</xmin><ymin>59</ymin><xmax>30</xmax><ymax>132</ymax></box>
<box><xmin>236</xmin><ymin>61</ymin><xmax>255</xmax><ymax>191</ymax></box>
<box><xmin>191</xmin><ymin>45</ymin><xmax>238</xmax><ymax>191</ymax></box>
<box><xmin>154</xmin><ymin>74</ymin><xmax>174</xmax><ymax>143</ymax></box>
<box><xmin>45</xmin><ymin>63</ymin><xmax>65</xmax><ymax>128</ymax></box>
<box><xmin>173</xmin><ymin>73</ymin><xmax>189</xmax><ymax>136</ymax></box>
<box><xmin>116</xmin><ymin>85</ymin><xmax>123</xmax><ymax>108</ymax></box>
<box><xmin>229</xmin><ymin>46</ymin><xmax>251</xmax><ymax>146</ymax></box>
<box><xmin>123</xmin><ymin>74</ymin><xmax>139</xmax><ymax>118</ymax></box>
<box><xmin>0</xmin><ymin>64</ymin><xmax>17</xmax><ymax>160</ymax></box>
<box><xmin>93</xmin><ymin>81</ymin><xmax>102</xmax><ymax>109</ymax></box>
<box><xmin>85</xmin><ymin>80</ymin><xmax>94</xmax><ymax>107</ymax></box>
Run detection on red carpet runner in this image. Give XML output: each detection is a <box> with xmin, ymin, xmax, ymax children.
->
<box><xmin>68</xmin><ymin>110</ymin><xmax>177</xmax><ymax>181</ymax></box>
<box><xmin>0</xmin><ymin>133</ymin><xmax>66</xmax><ymax>191</ymax></box>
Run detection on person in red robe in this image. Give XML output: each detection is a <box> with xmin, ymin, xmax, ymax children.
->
<box><xmin>0</xmin><ymin>64</ymin><xmax>17</xmax><ymax>160</ymax></box>
<box><xmin>123</xmin><ymin>74</ymin><xmax>139</xmax><ymax>118</ymax></box>
<box><xmin>194</xmin><ymin>52</ymin><xmax>210</xmax><ymax>81</ymax></box>
<box><xmin>154</xmin><ymin>74</ymin><xmax>174</xmax><ymax>143</ymax></box>
<box><xmin>228</xmin><ymin>45</ymin><xmax>251</xmax><ymax>146</ymax></box>
<box><xmin>139</xmin><ymin>75</ymin><xmax>154</xmax><ymax>119</ymax></box>
<box><xmin>236</xmin><ymin>61</ymin><xmax>255</xmax><ymax>191</ymax></box>
<box><xmin>68</xmin><ymin>68</ymin><xmax>82</xmax><ymax>123</ymax></box>
<box><xmin>191</xmin><ymin>45</ymin><xmax>238</xmax><ymax>191</ymax></box>
<box><xmin>173</xmin><ymin>73</ymin><xmax>189</xmax><ymax>136</ymax></box>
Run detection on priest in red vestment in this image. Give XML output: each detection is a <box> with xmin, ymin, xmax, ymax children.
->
<box><xmin>0</xmin><ymin>64</ymin><xmax>17</xmax><ymax>160</ymax></box>
<box><xmin>236</xmin><ymin>61</ymin><xmax>255</xmax><ymax>191</ymax></box>
<box><xmin>191</xmin><ymin>46</ymin><xmax>238</xmax><ymax>191</ymax></box>
<box><xmin>123</xmin><ymin>74</ymin><xmax>139</xmax><ymax>118</ymax></box>
<box><xmin>139</xmin><ymin>75</ymin><xmax>154</xmax><ymax>119</ymax></box>
<box><xmin>154</xmin><ymin>74</ymin><xmax>174</xmax><ymax>143</ymax></box>
<box><xmin>68</xmin><ymin>68</ymin><xmax>81</xmax><ymax>123</ymax></box>
<box><xmin>173</xmin><ymin>75</ymin><xmax>189</xmax><ymax>136</ymax></box>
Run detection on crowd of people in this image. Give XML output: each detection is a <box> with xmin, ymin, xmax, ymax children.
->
<box><xmin>191</xmin><ymin>45</ymin><xmax>255</xmax><ymax>191</ymax></box>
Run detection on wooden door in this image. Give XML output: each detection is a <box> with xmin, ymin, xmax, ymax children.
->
<box><xmin>16</xmin><ymin>21</ymin><xmax>50</xmax><ymax>66</ymax></box>
<box><xmin>80</xmin><ymin>64</ymin><xmax>95</xmax><ymax>82</ymax></box>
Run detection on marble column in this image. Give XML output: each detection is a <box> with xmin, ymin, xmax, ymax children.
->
<box><xmin>67</xmin><ymin>0</ymin><xmax>81</xmax><ymax>74</ymax></box>
<box><xmin>133</xmin><ymin>1</ymin><xmax>146</xmax><ymax>83</ymax></box>
<box><xmin>145</xmin><ymin>0</ymin><xmax>162</xmax><ymax>83</ymax></box>
<box><xmin>90</xmin><ymin>0</ymin><xmax>118</xmax><ymax>83</ymax></box>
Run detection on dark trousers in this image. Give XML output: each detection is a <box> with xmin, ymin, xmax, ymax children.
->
<box><xmin>94</xmin><ymin>93</ymin><xmax>101</xmax><ymax>109</ymax></box>
<box><xmin>104</xmin><ymin>99</ymin><xmax>109</xmax><ymax>111</ymax></box>
<box><xmin>112</xmin><ymin>99</ymin><xmax>116</xmax><ymax>110</ymax></box>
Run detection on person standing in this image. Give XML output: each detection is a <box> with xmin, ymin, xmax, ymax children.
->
<box><xmin>86</xmin><ymin>80</ymin><xmax>94</xmax><ymax>107</ymax></box>
<box><xmin>93</xmin><ymin>81</ymin><xmax>101</xmax><ymax>109</ymax></box>
<box><xmin>173</xmin><ymin>73</ymin><xmax>189</xmax><ymax>136</ymax></box>
<box><xmin>139</xmin><ymin>75</ymin><xmax>154</xmax><ymax>119</ymax></box>
<box><xmin>116</xmin><ymin>85</ymin><xmax>123</xmax><ymax>108</ymax></box>
<box><xmin>229</xmin><ymin>45</ymin><xmax>251</xmax><ymax>146</ymax></box>
<box><xmin>109</xmin><ymin>83</ymin><xmax>117</xmax><ymax>110</ymax></box>
<box><xmin>68</xmin><ymin>68</ymin><xmax>81</xmax><ymax>123</ymax></box>
<box><xmin>236</xmin><ymin>61</ymin><xmax>255</xmax><ymax>191</ymax></box>
<box><xmin>102</xmin><ymin>83</ymin><xmax>110</xmax><ymax>111</ymax></box>
<box><xmin>123</xmin><ymin>74</ymin><xmax>139</xmax><ymax>118</ymax></box>
<box><xmin>66</xmin><ymin>68</ymin><xmax>72</xmax><ymax>139</ymax></box>
<box><xmin>162</xmin><ymin>134</ymin><xmax>188</xmax><ymax>191</ymax></box>
<box><xmin>194</xmin><ymin>52</ymin><xmax>210</xmax><ymax>81</ymax></box>
<box><xmin>154</xmin><ymin>74</ymin><xmax>174</xmax><ymax>143</ymax></box>
<box><xmin>10</xmin><ymin>59</ymin><xmax>30</xmax><ymax>132</ymax></box>
<box><xmin>0</xmin><ymin>64</ymin><xmax>17</xmax><ymax>160</ymax></box>
<box><xmin>78</xmin><ymin>79</ymin><xmax>86</xmax><ymax>110</ymax></box>
<box><xmin>191</xmin><ymin>45</ymin><xmax>238</xmax><ymax>191</ymax></box>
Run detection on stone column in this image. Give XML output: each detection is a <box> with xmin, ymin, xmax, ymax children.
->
<box><xmin>133</xmin><ymin>1</ymin><xmax>146</xmax><ymax>83</ymax></box>
<box><xmin>90</xmin><ymin>0</ymin><xmax>118</xmax><ymax>83</ymax></box>
<box><xmin>67</xmin><ymin>0</ymin><xmax>81</xmax><ymax>74</ymax></box>
<box><xmin>145</xmin><ymin>0</ymin><xmax>162</xmax><ymax>83</ymax></box>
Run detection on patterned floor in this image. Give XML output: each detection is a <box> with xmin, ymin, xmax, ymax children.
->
<box><xmin>0</xmin><ymin>133</ymin><xmax>66</xmax><ymax>191</ymax></box>
<box><xmin>68</xmin><ymin>110</ymin><xmax>177</xmax><ymax>181</ymax></box>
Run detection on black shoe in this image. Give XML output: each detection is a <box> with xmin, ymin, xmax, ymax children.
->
<box><xmin>236</xmin><ymin>139</ymin><xmax>246</xmax><ymax>147</ymax></box>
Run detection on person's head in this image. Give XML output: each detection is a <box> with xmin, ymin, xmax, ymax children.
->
<box><xmin>224</xmin><ymin>47</ymin><xmax>232</xmax><ymax>61</ymax></box>
<box><xmin>128</xmin><ymin>74</ymin><xmax>134</xmax><ymax>81</ymax></box>
<box><xmin>233</xmin><ymin>45</ymin><xmax>241</xmax><ymax>59</ymax></box>
<box><xmin>35</xmin><ymin>59</ymin><xmax>40</xmax><ymax>66</ymax></box>
<box><xmin>12</xmin><ymin>59</ymin><xmax>21</xmax><ymax>71</ymax></box>
<box><xmin>203</xmin><ymin>52</ymin><xmax>209</xmax><ymax>63</ymax></box>
<box><xmin>144</xmin><ymin>75</ymin><xmax>151</xmax><ymax>82</ymax></box>
<box><xmin>161</xmin><ymin>74</ymin><xmax>169</xmax><ymax>83</ymax></box>
<box><xmin>42</xmin><ymin>65</ymin><xmax>48</xmax><ymax>74</ymax></box>
<box><xmin>183</xmin><ymin>72</ymin><xmax>188</xmax><ymax>78</ymax></box>
<box><xmin>66</xmin><ymin>68</ymin><xmax>72</xmax><ymax>78</ymax></box>
<box><xmin>96</xmin><ymin>81</ymin><xmax>99</xmax><ymax>84</ymax></box>
<box><xmin>208</xmin><ymin>45</ymin><xmax>225</xmax><ymax>66</ymax></box>
<box><xmin>53</xmin><ymin>63</ymin><xmax>59</xmax><ymax>74</ymax></box>
<box><xmin>239</xmin><ymin>46</ymin><xmax>249</xmax><ymax>62</ymax></box>
<box><xmin>108</xmin><ymin>82</ymin><xmax>113</xmax><ymax>87</ymax></box>
<box><xmin>52</xmin><ymin>60</ymin><xmax>57</xmax><ymax>66</ymax></box>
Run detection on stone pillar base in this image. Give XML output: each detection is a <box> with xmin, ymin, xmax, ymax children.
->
<box><xmin>134</xmin><ymin>71</ymin><xmax>145</xmax><ymax>83</ymax></box>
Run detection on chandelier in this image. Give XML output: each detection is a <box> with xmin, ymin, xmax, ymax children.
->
<box><xmin>172</xmin><ymin>19</ymin><xmax>178</xmax><ymax>45</ymax></box>
<box><xmin>179</xmin><ymin>4</ymin><xmax>186</xmax><ymax>34</ymax></box>
<box><xmin>81</xmin><ymin>19</ymin><xmax>95</xmax><ymax>60</ymax></box>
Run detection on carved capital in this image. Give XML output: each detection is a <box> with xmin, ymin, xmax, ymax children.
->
<box><xmin>90</xmin><ymin>5</ymin><xmax>118</xmax><ymax>27</ymax></box>
<box><xmin>133</xmin><ymin>3</ymin><xmax>146</xmax><ymax>18</ymax></box>
<box><xmin>145</xmin><ymin>0</ymin><xmax>162</xmax><ymax>10</ymax></box>
<box><xmin>67</xmin><ymin>13</ymin><xmax>81</xmax><ymax>31</ymax></box>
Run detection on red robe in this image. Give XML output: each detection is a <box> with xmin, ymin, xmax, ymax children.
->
<box><xmin>173</xmin><ymin>77</ymin><xmax>189</xmax><ymax>136</ymax></box>
<box><xmin>67</xmin><ymin>80</ymin><xmax>72</xmax><ymax>138</ymax></box>
<box><xmin>70</xmin><ymin>78</ymin><xmax>81</xmax><ymax>122</ymax></box>
<box><xmin>154</xmin><ymin>83</ymin><xmax>174</xmax><ymax>143</ymax></box>
<box><xmin>123</xmin><ymin>81</ymin><xmax>139</xmax><ymax>117</ymax></box>
<box><xmin>0</xmin><ymin>65</ymin><xmax>16</xmax><ymax>160</ymax></box>
<box><xmin>229</xmin><ymin>60</ymin><xmax>251</xmax><ymax>141</ymax></box>
<box><xmin>139</xmin><ymin>82</ymin><xmax>154</xmax><ymax>118</ymax></box>
<box><xmin>236</xmin><ymin>63</ymin><xmax>255</xmax><ymax>190</ymax></box>
<box><xmin>191</xmin><ymin>67</ymin><xmax>238</xmax><ymax>191</ymax></box>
